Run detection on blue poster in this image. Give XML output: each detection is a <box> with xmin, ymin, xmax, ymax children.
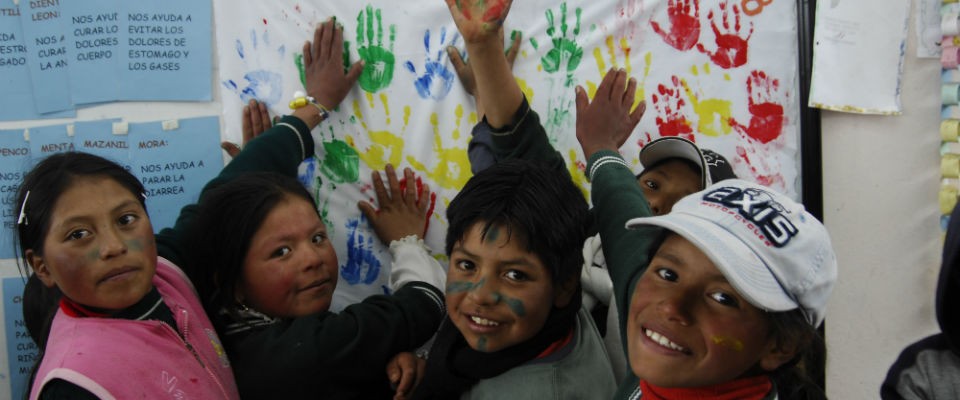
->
<box><xmin>0</xmin><ymin>129</ymin><xmax>31</xmax><ymax>260</ymax></box>
<box><xmin>17</xmin><ymin>0</ymin><xmax>73</xmax><ymax>114</ymax></box>
<box><xmin>119</xmin><ymin>0</ymin><xmax>212</xmax><ymax>101</ymax></box>
<box><xmin>129</xmin><ymin>116</ymin><xmax>221</xmax><ymax>231</ymax></box>
<box><xmin>27</xmin><ymin>123</ymin><xmax>73</xmax><ymax>167</ymax></box>
<box><xmin>3</xmin><ymin>277</ymin><xmax>34</xmax><ymax>400</ymax></box>
<box><xmin>0</xmin><ymin>0</ymin><xmax>73</xmax><ymax>121</ymax></box>
<box><xmin>73</xmin><ymin>120</ymin><xmax>129</xmax><ymax>171</ymax></box>
<box><xmin>62</xmin><ymin>0</ymin><xmax>122</xmax><ymax>105</ymax></box>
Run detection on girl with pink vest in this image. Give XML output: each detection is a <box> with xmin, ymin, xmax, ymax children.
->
<box><xmin>14</xmin><ymin>152</ymin><xmax>240</xmax><ymax>399</ymax></box>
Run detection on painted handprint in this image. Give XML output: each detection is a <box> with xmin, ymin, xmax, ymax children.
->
<box><xmin>222</xmin><ymin>29</ymin><xmax>286</xmax><ymax>106</ymax></box>
<box><xmin>730</xmin><ymin>70</ymin><xmax>785</xmax><ymax>144</ymax></box>
<box><xmin>585</xmin><ymin>35</ymin><xmax>651</xmax><ymax>108</ymax></box>
<box><xmin>734</xmin><ymin>130</ymin><xmax>785</xmax><ymax>190</ymax></box>
<box><xmin>679</xmin><ymin>64</ymin><xmax>733</xmax><ymax>137</ymax></box>
<box><xmin>341</xmin><ymin>216</ymin><xmax>383</xmax><ymax>285</ymax></box>
<box><xmin>530</xmin><ymin>2</ymin><xmax>584</xmax><ymax>87</ymax></box>
<box><xmin>318</xmin><ymin>125</ymin><xmax>361</xmax><ymax>184</ymax></box>
<box><xmin>650</xmin><ymin>0</ymin><xmax>701</xmax><ymax>51</ymax></box>
<box><xmin>406</xmin><ymin>109</ymin><xmax>472</xmax><ymax>190</ymax></box>
<box><xmin>652</xmin><ymin>76</ymin><xmax>695</xmax><ymax>142</ymax></box>
<box><xmin>347</xmin><ymin>99</ymin><xmax>407</xmax><ymax>172</ymax></box>
<box><xmin>696</xmin><ymin>1</ymin><xmax>754</xmax><ymax>69</ymax></box>
<box><xmin>404</xmin><ymin>27</ymin><xmax>460</xmax><ymax>100</ymax></box>
<box><xmin>356</xmin><ymin>5</ymin><xmax>397</xmax><ymax>93</ymax></box>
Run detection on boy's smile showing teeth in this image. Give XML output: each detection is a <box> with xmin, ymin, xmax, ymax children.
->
<box><xmin>644</xmin><ymin>328</ymin><xmax>687</xmax><ymax>353</ymax></box>
<box><xmin>469</xmin><ymin>315</ymin><xmax>501</xmax><ymax>327</ymax></box>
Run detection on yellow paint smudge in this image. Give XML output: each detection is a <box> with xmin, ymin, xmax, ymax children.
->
<box><xmin>365</xmin><ymin>92</ymin><xmax>375</xmax><ymax>109</ymax></box>
<box><xmin>406</xmin><ymin>112</ymin><xmax>472</xmax><ymax>190</ymax></box>
<box><xmin>453</xmin><ymin>104</ymin><xmax>464</xmax><ymax>140</ymax></box>
<box><xmin>516</xmin><ymin>78</ymin><xmax>535</xmax><ymax>104</ymax></box>
<box><xmin>380</xmin><ymin>93</ymin><xmax>391</xmax><ymax>125</ymax></box>
<box><xmin>679</xmin><ymin>74</ymin><xmax>732</xmax><ymax>137</ymax></box>
<box><xmin>468</xmin><ymin>111</ymin><xmax>478</xmax><ymax>127</ymax></box>
<box><xmin>403</xmin><ymin>105</ymin><xmax>411</xmax><ymax>128</ymax></box>
<box><xmin>712</xmin><ymin>336</ymin><xmax>744</xmax><ymax>352</ymax></box>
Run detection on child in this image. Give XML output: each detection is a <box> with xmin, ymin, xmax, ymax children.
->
<box><xmin>882</xmin><ymin>203</ymin><xmax>960</xmax><ymax>399</ymax></box>
<box><xmin>409</xmin><ymin>158</ymin><xmax>617</xmax><ymax>399</ymax></box>
<box><xmin>576</xmin><ymin>73</ymin><xmax>836</xmax><ymax>399</ymax></box>
<box><xmin>15</xmin><ymin>152</ymin><xmax>240</xmax><ymax>399</ymax></box>
<box><xmin>177</xmin><ymin>18</ymin><xmax>447</xmax><ymax>400</ymax></box>
<box><xmin>443</xmin><ymin>0</ymin><xmax>737</xmax><ymax>383</ymax></box>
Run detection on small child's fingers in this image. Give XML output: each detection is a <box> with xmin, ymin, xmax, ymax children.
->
<box><xmin>345</xmin><ymin>60</ymin><xmax>364</xmax><ymax>86</ymax></box>
<box><xmin>357</xmin><ymin>200</ymin><xmax>378</xmax><ymax>221</ymax></box>
<box><xmin>447</xmin><ymin>47</ymin><xmax>468</xmax><ymax>76</ymax></box>
<box><xmin>371</xmin><ymin>170</ymin><xmax>389</xmax><ymax>204</ymax></box>
<box><xmin>505</xmin><ymin>31</ymin><xmax>522</xmax><ymax>67</ymax></box>
<box><xmin>597</xmin><ymin>67</ymin><xmax>617</xmax><ymax>102</ymax></box>
<box><xmin>221</xmin><ymin>142</ymin><xmax>241</xmax><ymax>158</ymax></box>
<box><xmin>302</xmin><ymin>39</ymin><xmax>313</xmax><ymax>68</ymax></box>
<box><xmin>416</xmin><ymin>184</ymin><xmax>432</xmax><ymax>212</ymax></box>
<box><xmin>611</xmin><ymin>69</ymin><xmax>627</xmax><ymax>106</ymax></box>
<box><xmin>629</xmin><ymin>100</ymin><xmax>647</xmax><ymax>125</ymax></box>
<box><xmin>623</xmin><ymin>77</ymin><xmax>637</xmax><ymax>109</ymax></box>
<box><xmin>402</xmin><ymin>168</ymin><xmax>418</xmax><ymax>204</ymax></box>
<box><xmin>574</xmin><ymin>86</ymin><xmax>589</xmax><ymax>115</ymax></box>
<box><xmin>385</xmin><ymin>164</ymin><xmax>402</xmax><ymax>200</ymax></box>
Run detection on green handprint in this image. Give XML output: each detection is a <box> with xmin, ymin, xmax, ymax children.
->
<box><xmin>530</xmin><ymin>2</ymin><xmax>583</xmax><ymax>87</ymax></box>
<box><xmin>356</xmin><ymin>5</ymin><xmax>396</xmax><ymax>93</ymax></box>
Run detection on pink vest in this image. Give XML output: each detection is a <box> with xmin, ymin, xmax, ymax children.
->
<box><xmin>30</xmin><ymin>258</ymin><xmax>240</xmax><ymax>400</ymax></box>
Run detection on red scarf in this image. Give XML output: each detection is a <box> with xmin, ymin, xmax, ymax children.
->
<box><xmin>639</xmin><ymin>375</ymin><xmax>773</xmax><ymax>400</ymax></box>
<box><xmin>59</xmin><ymin>297</ymin><xmax>110</xmax><ymax>318</ymax></box>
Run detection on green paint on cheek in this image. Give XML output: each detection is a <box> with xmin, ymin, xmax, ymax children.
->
<box><xmin>502</xmin><ymin>296</ymin><xmax>526</xmax><ymax>317</ymax></box>
<box><xmin>125</xmin><ymin>239</ymin><xmax>144</xmax><ymax>252</ymax></box>
<box><xmin>711</xmin><ymin>335</ymin><xmax>745</xmax><ymax>352</ymax></box>
<box><xmin>485</xmin><ymin>225</ymin><xmax>500</xmax><ymax>242</ymax></box>
<box><xmin>86</xmin><ymin>248</ymin><xmax>100</xmax><ymax>261</ymax></box>
<box><xmin>477</xmin><ymin>336</ymin><xmax>487</xmax><ymax>352</ymax></box>
<box><xmin>446</xmin><ymin>277</ymin><xmax>485</xmax><ymax>293</ymax></box>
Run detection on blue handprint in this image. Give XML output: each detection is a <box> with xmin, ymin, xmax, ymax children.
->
<box><xmin>404</xmin><ymin>27</ymin><xmax>460</xmax><ymax>100</ymax></box>
<box><xmin>222</xmin><ymin>29</ymin><xmax>286</xmax><ymax>106</ymax></box>
<box><xmin>340</xmin><ymin>216</ymin><xmax>382</xmax><ymax>285</ymax></box>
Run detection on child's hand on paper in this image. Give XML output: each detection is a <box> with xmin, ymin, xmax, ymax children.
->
<box><xmin>221</xmin><ymin>99</ymin><xmax>273</xmax><ymax>158</ymax></box>
<box><xmin>575</xmin><ymin>68</ymin><xmax>646</xmax><ymax>158</ymax></box>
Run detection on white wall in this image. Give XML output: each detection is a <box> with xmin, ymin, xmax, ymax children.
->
<box><xmin>822</xmin><ymin>1</ymin><xmax>943</xmax><ymax>397</ymax></box>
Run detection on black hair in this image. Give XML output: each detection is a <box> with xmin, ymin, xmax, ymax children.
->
<box><xmin>768</xmin><ymin>310</ymin><xmax>827</xmax><ymax>400</ymax></box>
<box><xmin>185</xmin><ymin>172</ymin><xmax>318</xmax><ymax>332</ymax></box>
<box><xmin>12</xmin><ymin>152</ymin><xmax>146</xmax><ymax>398</ymax></box>
<box><xmin>445</xmin><ymin>159</ymin><xmax>590</xmax><ymax>286</ymax></box>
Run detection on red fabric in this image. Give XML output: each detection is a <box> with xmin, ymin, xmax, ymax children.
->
<box><xmin>58</xmin><ymin>297</ymin><xmax>109</xmax><ymax>318</ymax></box>
<box><xmin>535</xmin><ymin>329</ymin><xmax>574</xmax><ymax>359</ymax></box>
<box><xmin>639</xmin><ymin>375</ymin><xmax>773</xmax><ymax>400</ymax></box>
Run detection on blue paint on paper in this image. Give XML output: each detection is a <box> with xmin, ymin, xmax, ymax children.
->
<box><xmin>298</xmin><ymin>156</ymin><xmax>318</xmax><ymax>189</ymax></box>
<box><xmin>404</xmin><ymin>27</ymin><xmax>458</xmax><ymax>100</ymax></box>
<box><xmin>340</xmin><ymin>216</ymin><xmax>382</xmax><ymax>285</ymax></box>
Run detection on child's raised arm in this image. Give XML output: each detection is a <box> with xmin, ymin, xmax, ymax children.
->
<box><xmin>445</xmin><ymin>0</ymin><xmax>520</xmax><ymax>128</ymax></box>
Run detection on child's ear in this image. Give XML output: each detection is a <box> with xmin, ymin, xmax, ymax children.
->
<box><xmin>24</xmin><ymin>250</ymin><xmax>56</xmax><ymax>288</ymax></box>
<box><xmin>759</xmin><ymin>339</ymin><xmax>799</xmax><ymax>371</ymax></box>
<box><xmin>553</xmin><ymin>274</ymin><xmax>579</xmax><ymax>308</ymax></box>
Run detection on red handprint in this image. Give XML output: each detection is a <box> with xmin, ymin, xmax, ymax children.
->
<box><xmin>696</xmin><ymin>1</ymin><xmax>754</xmax><ymax>69</ymax></box>
<box><xmin>652</xmin><ymin>76</ymin><xmax>695</xmax><ymax>142</ymax></box>
<box><xmin>650</xmin><ymin>0</ymin><xmax>700</xmax><ymax>51</ymax></box>
<box><xmin>734</xmin><ymin>130</ymin><xmax>785</xmax><ymax>191</ymax></box>
<box><xmin>730</xmin><ymin>70</ymin><xmax>785</xmax><ymax>144</ymax></box>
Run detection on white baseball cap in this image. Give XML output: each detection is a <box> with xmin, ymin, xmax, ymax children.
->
<box><xmin>639</xmin><ymin>137</ymin><xmax>711</xmax><ymax>189</ymax></box>
<box><xmin>625</xmin><ymin>179</ymin><xmax>837</xmax><ymax>327</ymax></box>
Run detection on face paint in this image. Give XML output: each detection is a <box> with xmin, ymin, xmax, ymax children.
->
<box><xmin>477</xmin><ymin>336</ymin><xmax>487</xmax><ymax>351</ymax></box>
<box><xmin>502</xmin><ymin>296</ymin><xmax>526</xmax><ymax>317</ymax></box>
<box><xmin>125</xmin><ymin>239</ymin><xmax>144</xmax><ymax>252</ymax></box>
<box><xmin>446</xmin><ymin>277</ymin><xmax>485</xmax><ymax>293</ymax></box>
<box><xmin>711</xmin><ymin>335</ymin><xmax>745</xmax><ymax>352</ymax></box>
<box><xmin>485</xmin><ymin>225</ymin><xmax>500</xmax><ymax>242</ymax></box>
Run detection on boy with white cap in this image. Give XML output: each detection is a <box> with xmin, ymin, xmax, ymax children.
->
<box><xmin>575</xmin><ymin>72</ymin><xmax>837</xmax><ymax>399</ymax></box>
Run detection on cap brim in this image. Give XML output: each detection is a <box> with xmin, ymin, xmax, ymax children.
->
<box><xmin>639</xmin><ymin>137</ymin><xmax>710</xmax><ymax>189</ymax></box>
<box><xmin>626</xmin><ymin>212</ymin><xmax>798</xmax><ymax>313</ymax></box>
